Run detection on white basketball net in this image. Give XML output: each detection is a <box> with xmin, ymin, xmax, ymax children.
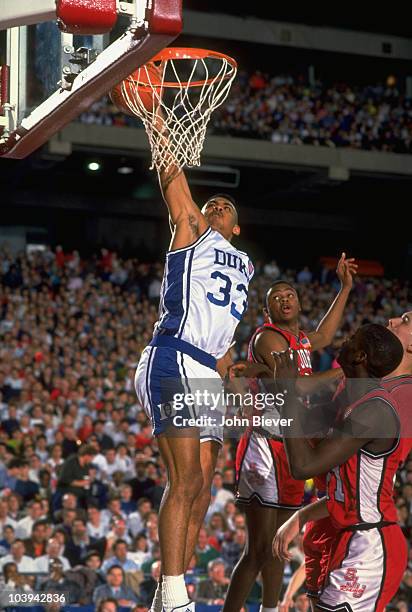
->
<box><xmin>120</xmin><ymin>51</ymin><xmax>237</xmax><ymax>173</ymax></box>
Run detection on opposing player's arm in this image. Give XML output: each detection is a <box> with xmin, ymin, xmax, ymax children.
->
<box><xmin>295</xmin><ymin>368</ymin><xmax>343</xmax><ymax>395</ymax></box>
<box><xmin>281</xmin><ymin>396</ymin><xmax>398</xmax><ymax>480</ymax></box>
<box><xmin>273</xmin><ymin>498</ymin><xmax>329</xmax><ymax>561</ymax></box>
<box><xmin>254</xmin><ymin>330</ymin><xmax>289</xmax><ymax>371</ymax></box>
<box><xmin>307</xmin><ymin>252</ymin><xmax>357</xmax><ymax>351</ymax></box>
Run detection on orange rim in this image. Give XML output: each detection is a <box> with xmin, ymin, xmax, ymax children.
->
<box><xmin>126</xmin><ymin>47</ymin><xmax>237</xmax><ymax>90</ymax></box>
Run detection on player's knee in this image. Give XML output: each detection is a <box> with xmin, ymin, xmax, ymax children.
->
<box><xmin>246</xmin><ymin>539</ymin><xmax>273</xmax><ymax>563</ymax></box>
<box><xmin>171</xmin><ymin>469</ymin><xmax>204</xmax><ymax>500</ymax></box>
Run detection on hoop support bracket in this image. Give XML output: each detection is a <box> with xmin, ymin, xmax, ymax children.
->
<box><xmin>0</xmin><ymin>0</ymin><xmax>182</xmax><ymax>158</ymax></box>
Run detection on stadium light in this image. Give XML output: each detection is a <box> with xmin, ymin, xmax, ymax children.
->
<box><xmin>87</xmin><ymin>161</ymin><xmax>101</xmax><ymax>172</ymax></box>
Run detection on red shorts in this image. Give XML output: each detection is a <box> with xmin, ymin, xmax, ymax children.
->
<box><xmin>303</xmin><ymin>516</ymin><xmax>336</xmax><ymax>597</ymax></box>
<box><xmin>235</xmin><ymin>432</ymin><xmax>304</xmax><ymax>509</ymax></box>
<box><xmin>318</xmin><ymin>523</ymin><xmax>407</xmax><ymax>612</ymax></box>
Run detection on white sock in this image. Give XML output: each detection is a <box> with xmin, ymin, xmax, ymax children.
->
<box><xmin>150</xmin><ymin>582</ymin><xmax>163</xmax><ymax>612</ymax></box>
<box><xmin>259</xmin><ymin>607</ymin><xmax>278</xmax><ymax>612</ymax></box>
<box><xmin>162</xmin><ymin>575</ymin><xmax>189</xmax><ymax>611</ymax></box>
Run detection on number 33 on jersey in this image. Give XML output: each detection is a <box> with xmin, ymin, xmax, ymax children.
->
<box><xmin>155</xmin><ymin>227</ymin><xmax>254</xmax><ymax>359</ymax></box>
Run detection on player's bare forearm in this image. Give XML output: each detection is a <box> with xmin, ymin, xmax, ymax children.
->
<box><xmin>280</xmin><ymin>561</ymin><xmax>306</xmax><ymax>605</ymax></box>
<box><xmin>308</xmin><ymin>253</ymin><xmax>357</xmax><ymax>351</ymax></box>
<box><xmin>308</xmin><ymin>286</ymin><xmax>351</xmax><ymax>350</ymax></box>
<box><xmin>295</xmin><ymin>368</ymin><xmax>343</xmax><ymax>395</ymax></box>
<box><xmin>280</xmin><ymin>391</ymin><xmax>365</xmax><ymax>479</ymax></box>
<box><xmin>298</xmin><ymin>497</ymin><xmax>329</xmax><ymax>527</ymax></box>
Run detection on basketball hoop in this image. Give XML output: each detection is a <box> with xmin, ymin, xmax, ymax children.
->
<box><xmin>110</xmin><ymin>47</ymin><xmax>237</xmax><ymax>172</ymax></box>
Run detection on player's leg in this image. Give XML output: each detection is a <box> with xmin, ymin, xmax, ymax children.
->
<box><xmin>157</xmin><ymin>431</ymin><xmax>203</xmax><ymax>610</ymax></box>
<box><xmin>223</xmin><ymin>501</ymin><xmax>279</xmax><ymax>612</ymax></box>
<box><xmin>183</xmin><ymin>440</ymin><xmax>220</xmax><ymax>569</ymax></box>
<box><xmin>260</xmin><ymin>508</ymin><xmax>296</xmax><ymax>608</ymax></box>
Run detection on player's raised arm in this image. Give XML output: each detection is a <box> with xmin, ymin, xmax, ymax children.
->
<box><xmin>307</xmin><ymin>252</ymin><xmax>357</xmax><ymax>351</ymax></box>
<box><xmin>158</xmin><ymin>162</ymin><xmax>208</xmax><ymax>251</ymax></box>
<box><xmin>154</xmin><ymin>109</ymin><xmax>208</xmax><ymax>250</ymax></box>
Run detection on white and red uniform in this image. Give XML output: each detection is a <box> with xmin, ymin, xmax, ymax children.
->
<box><xmin>304</xmin><ymin>379</ymin><xmax>348</xmax><ymax>597</ymax></box>
<box><xmin>236</xmin><ymin>323</ymin><xmax>312</xmax><ymax>509</ymax></box>
<box><xmin>318</xmin><ymin>385</ymin><xmax>411</xmax><ymax>612</ymax></box>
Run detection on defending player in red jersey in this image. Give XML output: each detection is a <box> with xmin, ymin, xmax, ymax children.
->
<box><xmin>273</xmin><ymin>324</ymin><xmax>408</xmax><ymax>612</ymax></box>
<box><xmin>223</xmin><ymin>254</ymin><xmax>357</xmax><ymax>612</ymax></box>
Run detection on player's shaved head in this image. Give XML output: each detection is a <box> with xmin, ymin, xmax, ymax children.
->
<box><xmin>340</xmin><ymin>324</ymin><xmax>403</xmax><ymax>378</ymax></box>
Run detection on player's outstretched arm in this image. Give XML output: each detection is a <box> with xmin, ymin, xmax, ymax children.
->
<box><xmin>308</xmin><ymin>252</ymin><xmax>357</xmax><ymax>351</ymax></box>
<box><xmin>273</xmin><ymin>352</ymin><xmax>398</xmax><ymax>479</ymax></box>
<box><xmin>158</xmin><ymin>164</ymin><xmax>209</xmax><ymax>250</ymax></box>
<box><xmin>152</xmin><ymin>106</ymin><xmax>209</xmax><ymax>251</ymax></box>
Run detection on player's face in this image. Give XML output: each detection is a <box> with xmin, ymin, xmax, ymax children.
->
<box><xmin>387</xmin><ymin>312</ymin><xmax>412</xmax><ymax>352</ymax></box>
<box><xmin>266</xmin><ymin>285</ymin><xmax>300</xmax><ymax>323</ymax></box>
<box><xmin>201</xmin><ymin>197</ymin><xmax>240</xmax><ymax>240</ymax></box>
<box><xmin>337</xmin><ymin>328</ymin><xmax>365</xmax><ymax>369</ymax></box>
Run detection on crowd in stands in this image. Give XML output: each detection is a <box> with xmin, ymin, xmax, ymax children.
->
<box><xmin>77</xmin><ymin>71</ymin><xmax>412</xmax><ymax>154</ymax></box>
<box><xmin>0</xmin><ymin>244</ymin><xmax>411</xmax><ymax>611</ymax></box>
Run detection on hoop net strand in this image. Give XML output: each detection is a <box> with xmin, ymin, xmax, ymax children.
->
<box><xmin>120</xmin><ymin>53</ymin><xmax>237</xmax><ymax>172</ymax></box>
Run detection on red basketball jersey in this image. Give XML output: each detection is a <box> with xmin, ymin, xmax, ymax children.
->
<box><xmin>248</xmin><ymin>322</ymin><xmax>313</xmax><ymax>375</ymax></box>
<box><xmin>382</xmin><ymin>374</ymin><xmax>412</xmax><ymax>461</ymax></box>
<box><xmin>327</xmin><ymin>387</ymin><xmax>401</xmax><ymax>529</ymax></box>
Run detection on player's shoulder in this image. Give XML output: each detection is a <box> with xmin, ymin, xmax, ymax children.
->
<box><xmin>383</xmin><ymin>374</ymin><xmax>412</xmax><ymax>392</ymax></box>
<box><xmin>254</xmin><ymin>326</ymin><xmax>289</xmax><ymax>351</ymax></box>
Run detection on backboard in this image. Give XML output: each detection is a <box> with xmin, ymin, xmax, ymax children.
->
<box><xmin>0</xmin><ymin>0</ymin><xmax>182</xmax><ymax>159</ymax></box>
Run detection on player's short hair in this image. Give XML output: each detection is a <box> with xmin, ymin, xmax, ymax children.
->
<box><xmin>207</xmin><ymin>193</ymin><xmax>237</xmax><ymax>207</ymax></box>
<box><xmin>360</xmin><ymin>324</ymin><xmax>403</xmax><ymax>378</ymax></box>
<box><xmin>265</xmin><ymin>280</ymin><xmax>300</xmax><ymax>310</ymax></box>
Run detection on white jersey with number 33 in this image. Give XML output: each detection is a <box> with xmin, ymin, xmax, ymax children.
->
<box><xmin>154</xmin><ymin>227</ymin><xmax>254</xmax><ymax>359</ymax></box>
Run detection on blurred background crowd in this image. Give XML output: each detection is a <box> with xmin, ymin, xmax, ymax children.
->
<box><xmin>78</xmin><ymin>70</ymin><xmax>412</xmax><ymax>154</ymax></box>
<box><xmin>0</xmin><ymin>245</ymin><xmax>411</xmax><ymax>611</ymax></box>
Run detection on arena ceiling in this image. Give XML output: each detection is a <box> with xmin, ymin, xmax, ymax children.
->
<box><xmin>185</xmin><ymin>2</ymin><xmax>412</xmax><ymax>39</ymax></box>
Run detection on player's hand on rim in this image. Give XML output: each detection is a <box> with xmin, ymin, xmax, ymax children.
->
<box><xmin>272</xmin><ymin>511</ymin><xmax>300</xmax><ymax>561</ymax></box>
<box><xmin>336</xmin><ymin>251</ymin><xmax>358</xmax><ymax>290</ymax></box>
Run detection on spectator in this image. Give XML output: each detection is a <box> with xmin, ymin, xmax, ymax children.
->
<box><xmin>87</xmin><ymin>464</ymin><xmax>109</xmax><ymax>507</ymax></box>
<box><xmin>93</xmin><ymin>565</ymin><xmax>139</xmax><ymax>606</ymax></box>
<box><xmin>120</xmin><ymin>484</ymin><xmax>135</xmax><ymax>516</ymax></box>
<box><xmin>221</xmin><ymin>527</ymin><xmax>247</xmax><ymax>570</ymax></box>
<box><xmin>126</xmin><ymin>458</ymin><xmax>155</xmax><ymax>502</ymax></box>
<box><xmin>139</xmin><ymin>560</ymin><xmax>161</xmax><ymax>606</ymax></box>
<box><xmin>1</xmin><ymin>561</ymin><xmax>33</xmax><ymax>593</ymax></box>
<box><xmin>195</xmin><ymin>558</ymin><xmax>230</xmax><ymax>605</ymax></box>
<box><xmin>56</xmin><ymin>444</ymin><xmax>97</xmax><ymax>506</ymax></box>
<box><xmin>23</xmin><ymin>519</ymin><xmax>49</xmax><ymax>557</ymax></box>
<box><xmin>96</xmin><ymin>598</ymin><xmax>119</xmax><ymax>612</ymax></box>
<box><xmin>87</xmin><ymin>504</ymin><xmax>109</xmax><ymax>539</ymax></box>
<box><xmin>0</xmin><ymin>539</ymin><xmax>37</xmax><ymax>573</ymax></box>
<box><xmin>0</xmin><ymin>524</ymin><xmax>15</xmax><ymax>555</ymax></box>
<box><xmin>0</xmin><ymin>498</ymin><xmax>17</xmax><ymax>537</ymax></box>
<box><xmin>12</xmin><ymin>460</ymin><xmax>39</xmax><ymax>502</ymax></box>
<box><xmin>102</xmin><ymin>539</ymin><xmax>140</xmax><ymax>574</ymax></box>
<box><xmin>127</xmin><ymin>498</ymin><xmax>152</xmax><ymax>538</ymax></box>
<box><xmin>195</xmin><ymin>527</ymin><xmax>220</xmax><ymax>573</ymax></box>
<box><xmin>64</xmin><ymin>518</ymin><xmax>105</xmax><ymax>566</ymax></box>
<box><xmin>35</xmin><ymin>537</ymin><xmax>71</xmax><ymax>572</ymax></box>
<box><xmin>128</xmin><ymin>534</ymin><xmax>151</xmax><ymax>569</ymax></box>
<box><xmin>41</xmin><ymin>558</ymin><xmax>82</xmax><ymax>604</ymax></box>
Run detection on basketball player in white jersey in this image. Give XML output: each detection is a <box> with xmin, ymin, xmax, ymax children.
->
<box><xmin>135</xmin><ymin>161</ymin><xmax>254</xmax><ymax>612</ymax></box>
